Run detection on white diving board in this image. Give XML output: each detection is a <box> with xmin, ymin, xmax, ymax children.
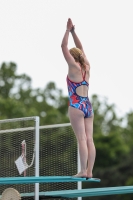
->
<box><xmin>0</xmin><ymin>176</ymin><xmax>100</xmax><ymax>185</ymax></box>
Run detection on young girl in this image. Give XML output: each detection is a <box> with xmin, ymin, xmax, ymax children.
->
<box><xmin>61</xmin><ymin>18</ymin><xmax>96</xmax><ymax>178</ymax></box>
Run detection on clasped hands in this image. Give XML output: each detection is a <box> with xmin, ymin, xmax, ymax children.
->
<box><xmin>67</xmin><ymin>18</ymin><xmax>75</xmax><ymax>32</ymax></box>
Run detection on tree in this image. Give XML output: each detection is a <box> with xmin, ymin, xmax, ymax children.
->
<box><xmin>0</xmin><ymin>62</ymin><xmax>31</xmax><ymax>98</ymax></box>
<box><xmin>0</xmin><ymin>62</ymin><xmax>69</xmax><ymax>125</ymax></box>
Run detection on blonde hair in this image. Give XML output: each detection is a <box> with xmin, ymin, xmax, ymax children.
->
<box><xmin>69</xmin><ymin>47</ymin><xmax>86</xmax><ymax>70</ymax></box>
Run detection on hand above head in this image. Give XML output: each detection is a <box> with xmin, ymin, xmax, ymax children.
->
<box><xmin>69</xmin><ymin>18</ymin><xmax>75</xmax><ymax>33</ymax></box>
<box><xmin>67</xmin><ymin>18</ymin><xmax>75</xmax><ymax>32</ymax></box>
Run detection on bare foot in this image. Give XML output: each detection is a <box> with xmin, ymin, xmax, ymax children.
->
<box><xmin>73</xmin><ymin>171</ymin><xmax>87</xmax><ymax>178</ymax></box>
<box><xmin>87</xmin><ymin>172</ymin><xmax>93</xmax><ymax>178</ymax></box>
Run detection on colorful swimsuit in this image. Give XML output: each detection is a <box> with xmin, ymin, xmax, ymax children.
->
<box><xmin>66</xmin><ymin>71</ymin><xmax>93</xmax><ymax>118</ymax></box>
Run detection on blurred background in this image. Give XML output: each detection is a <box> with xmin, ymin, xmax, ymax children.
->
<box><xmin>0</xmin><ymin>0</ymin><xmax>133</xmax><ymax>199</ymax></box>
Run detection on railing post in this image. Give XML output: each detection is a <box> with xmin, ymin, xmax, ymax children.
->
<box><xmin>35</xmin><ymin>116</ymin><xmax>40</xmax><ymax>200</ymax></box>
<box><xmin>78</xmin><ymin>144</ymin><xmax>82</xmax><ymax>200</ymax></box>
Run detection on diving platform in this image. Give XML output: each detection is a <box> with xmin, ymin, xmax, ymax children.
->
<box><xmin>0</xmin><ymin>176</ymin><xmax>100</xmax><ymax>185</ymax></box>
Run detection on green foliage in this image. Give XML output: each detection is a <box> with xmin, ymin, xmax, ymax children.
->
<box><xmin>0</xmin><ymin>96</ymin><xmax>28</xmax><ymax>119</ymax></box>
<box><xmin>0</xmin><ymin>62</ymin><xmax>69</xmax><ymax>125</ymax></box>
<box><xmin>94</xmin><ymin>131</ymin><xmax>130</xmax><ymax>168</ymax></box>
<box><xmin>0</xmin><ymin>62</ymin><xmax>17</xmax><ymax>98</ymax></box>
<box><xmin>91</xmin><ymin>94</ymin><xmax>123</xmax><ymax>134</ymax></box>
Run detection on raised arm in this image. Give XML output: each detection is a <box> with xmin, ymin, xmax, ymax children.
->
<box><xmin>61</xmin><ymin>18</ymin><xmax>75</xmax><ymax>66</ymax></box>
<box><xmin>70</xmin><ymin>19</ymin><xmax>90</xmax><ymax>66</ymax></box>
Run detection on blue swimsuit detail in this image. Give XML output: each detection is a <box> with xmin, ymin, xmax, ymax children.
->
<box><xmin>66</xmin><ymin>71</ymin><xmax>93</xmax><ymax>118</ymax></box>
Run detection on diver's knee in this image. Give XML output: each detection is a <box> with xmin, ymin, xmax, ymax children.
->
<box><xmin>77</xmin><ymin>134</ymin><xmax>87</xmax><ymax>142</ymax></box>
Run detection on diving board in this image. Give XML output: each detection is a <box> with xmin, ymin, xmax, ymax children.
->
<box><xmin>42</xmin><ymin>186</ymin><xmax>133</xmax><ymax>198</ymax></box>
<box><xmin>0</xmin><ymin>176</ymin><xmax>100</xmax><ymax>185</ymax></box>
<box><xmin>1</xmin><ymin>185</ymin><xmax>133</xmax><ymax>199</ymax></box>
